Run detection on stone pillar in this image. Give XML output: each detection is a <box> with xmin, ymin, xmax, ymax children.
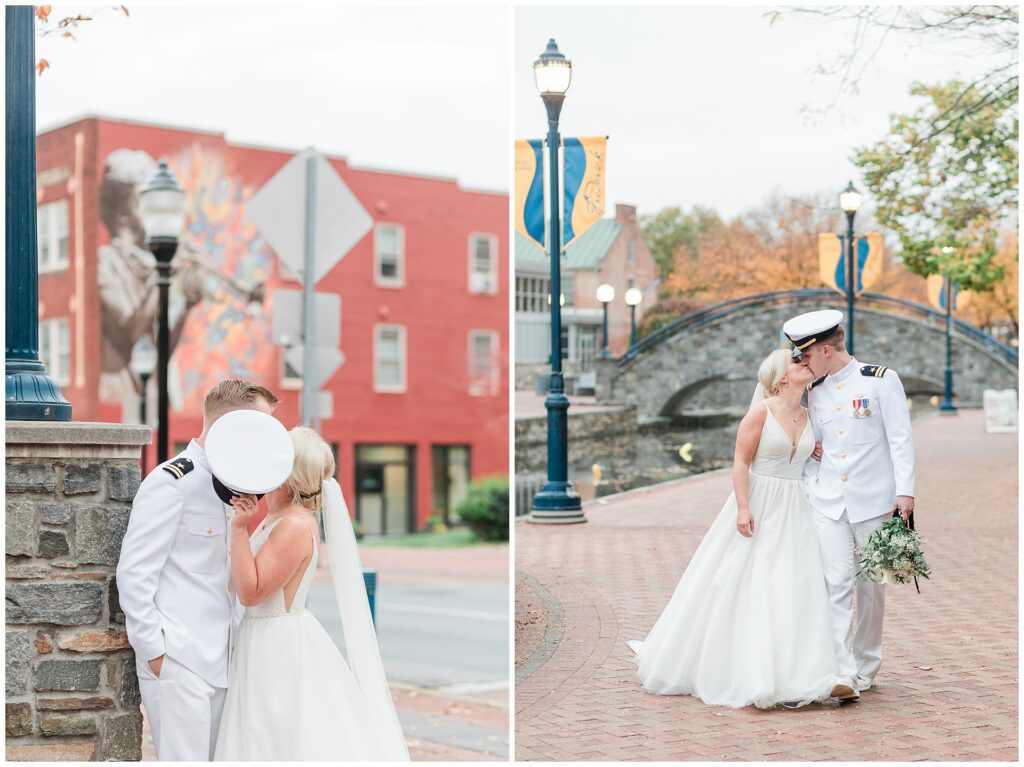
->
<box><xmin>594</xmin><ymin>356</ymin><xmax>618</xmax><ymax>404</ymax></box>
<box><xmin>6</xmin><ymin>422</ymin><xmax>150</xmax><ymax>762</ymax></box>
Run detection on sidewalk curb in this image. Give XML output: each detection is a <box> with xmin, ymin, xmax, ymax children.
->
<box><xmin>514</xmin><ymin>572</ymin><xmax>565</xmax><ymax>685</ymax></box>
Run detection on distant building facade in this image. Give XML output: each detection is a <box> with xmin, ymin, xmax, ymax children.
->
<box><xmin>35</xmin><ymin>115</ymin><xmax>508</xmax><ymax>534</ymax></box>
<box><xmin>515</xmin><ymin>203</ymin><xmax>659</xmax><ymax>387</ymax></box>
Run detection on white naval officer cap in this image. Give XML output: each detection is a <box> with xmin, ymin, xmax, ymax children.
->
<box><xmin>783</xmin><ymin>309</ymin><xmax>844</xmax><ymax>358</ymax></box>
<box><xmin>205</xmin><ymin>410</ymin><xmax>295</xmax><ymax>504</ymax></box>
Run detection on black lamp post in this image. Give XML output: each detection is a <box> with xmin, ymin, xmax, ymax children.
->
<box><xmin>5</xmin><ymin>6</ymin><xmax>71</xmax><ymax>421</ymax></box>
<box><xmin>625</xmin><ymin>287</ymin><xmax>643</xmax><ymax>354</ymax></box>
<box><xmin>130</xmin><ymin>337</ymin><xmax>158</xmax><ymax>474</ymax></box>
<box><xmin>596</xmin><ymin>283</ymin><xmax>614</xmax><ymax>357</ymax></box>
<box><xmin>839</xmin><ymin>181</ymin><xmax>862</xmax><ymax>355</ymax></box>
<box><xmin>938</xmin><ymin>250</ymin><xmax>958</xmax><ymax>415</ymax></box>
<box><xmin>530</xmin><ymin>39</ymin><xmax>584</xmax><ymax>524</ymax></box>
<box><xmin>139</xmin><ymin>161</ymin><xmax>186</xmax><ymax>466</ymax></box>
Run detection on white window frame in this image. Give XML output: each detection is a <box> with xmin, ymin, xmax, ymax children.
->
<box><xmin>38</xmin><ymin>199</ymin><xmax>70</xmax><ymax>273</ymax></box>
<box><xmin>468</xmin><ymin>329</ymin><xmax>500</xmax><ymax>397</ymax></box>
<box><xmin>468</xmin><ymin>233</ymin><xmax>498</xmax><ymax>295</ymax></box>
<box><xmin>374</xmin><ymin>223</ymin><xmax>405</xmax><ymax>288</ymax></box>
<box><xmin>280</xmin><ymin>350</ymin><xmax>303</xmax><ymax>390</ymax></box>
<box><xmin>374</xmin><ymin>324</ymin><xmax>407</xmax><ymax>393</ymax></box>
<box><xmin>39</xmin><ymin>317</ymin><xmax>71</xmax><ymax>386</ymax></box>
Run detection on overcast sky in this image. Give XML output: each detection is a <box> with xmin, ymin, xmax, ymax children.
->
<box><xmin>516</xmin><ymin>5</ymin><xmax>1010</xmax><ymax>220</ymax></box>
<box><xmin>36</xmin><ymin>5</ymin><xmax>509</xmax><ymax>192</ymax></box>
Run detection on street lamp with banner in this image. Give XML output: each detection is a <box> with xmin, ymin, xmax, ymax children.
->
<box><xmin>839</xmin><ymin>180</ymin><xmax>862</xmax><ymax>354</ymax></box>
<box><xmin>139</xmin><ymin>161</ymin><xmax>186</xmax><ymax>465</ymax></box>
<box><xmin>529</xmin><ymin>39</ymin><xmax>584</xmax><ymax>524</ymax></box>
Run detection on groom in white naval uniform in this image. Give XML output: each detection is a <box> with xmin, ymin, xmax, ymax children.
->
<box><xmin>784</xmin><ymin>310</ymin><xmax>916</xmax><ymax>701</ymax></box>
<box><xmin>117</xmin><ymin>380</ymin><xmax>279</xmax><ymax>760</ymax></box>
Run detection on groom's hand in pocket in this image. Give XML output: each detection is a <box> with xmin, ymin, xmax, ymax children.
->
<box><xmin>148</xmin><ymin>654</ymin><xmax>165</xmax><ymax>678</ymax></box>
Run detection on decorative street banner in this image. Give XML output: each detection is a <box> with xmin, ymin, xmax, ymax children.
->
<box><xmin>927</xmin><ymin>273</ymin><xmax>972</xmax><ymax>311</ymax></box>
<box><xmin>818</xmin><ymin>232</ymin><xmax>883</xmax><ymax>296</ymax></box>
<box><xmin>514</xmin><ymin>139</ymin><xmax>545</xmax><ymax>252</ymax></box>
<box><xmin>562</xmin><ymin>136</ymin><xmax>607</xmax><ymax>249</ymax></box>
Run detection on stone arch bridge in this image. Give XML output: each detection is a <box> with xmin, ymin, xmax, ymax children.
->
<box><xmin>598</xmin><ymin>290</ymin><xmax>1018</xmax><ymax>421</ymax></box>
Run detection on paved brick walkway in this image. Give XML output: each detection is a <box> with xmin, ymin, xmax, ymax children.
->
<box><xmin>515</xmin><ymin>410</ymin><xmax>1017</xmax><ymax>761</ymax></box>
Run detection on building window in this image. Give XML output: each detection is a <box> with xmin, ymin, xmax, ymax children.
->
<box><xmin>628</xmin><ymin>238</ymin><xmax>636</xmax><ymax>264</ymax></box>
<box><xmin>375</xmin><ymin>223</ymin><xmax>404</xmax><ymax>287</ymax></box>
<box><xmin>280</xmin><ymin>349</ymin><xmax>302</xmax><ymax>390</ymax></box>
<box><xmin>38</xmin><ymin>199</ymin><xmax>70</xmax><ymax>273</ymax></box>
<box><xmin>468</xmin><ymin>330</ymin><xmax>500</xmax><ymax>396</ymax></box>
<box><xmin>374</xmin><ymin>324</ymin><xmax>406</xmax><ymax>392</ymax></box>
<box><xmin>562</xmin><ymin>274</ymin><xmax>574</xmax><ymax>307</ymax></box>
<box><xmin>515</xmin><ymin>275</ymin><xmax>550</xmax><ymax>313</ymax></box>
<box><xmin>39</xmin><ymin>317</ymin><xmax>71</xmax><ymax>386</ymax></box>
<box><xmin>356</xmin><ymin>445</ymin><xmax>415</xmax><ymax>535</ymax></box>
<box><xmin>468</xmin><ymin>233</ymin><xmax>498</xmax><ymax>294</ymax></box>
<box><xmin>431</xmin><ymin>445</ymin><xmax>471</xmax><ymax>525</ymax></box>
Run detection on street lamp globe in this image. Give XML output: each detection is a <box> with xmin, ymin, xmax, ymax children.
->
<box><xmin>624</xmin><ymin>287</ymin><xmax>643</xmax><ymax>307</ymax></box>
<box><xmin>139</xmin><ymin>160</ymin><xmax>187</xmax><ymax>243</ymax></box>
<box><xmin>839</xmin><ymin>181</ymin><xmax>862</xmax><ymax>214</ymax></box>
<box><xmin>533</xmin><ymin>39</ymin><xmax>572</xmax><ymax>97</ymax></box>
<box><xmin>596</xmin><ymin>283</ymin><xmax>615</xmax><ymax>304</ymax></box>
<box><xmin>129</xmin><ymin>337</ymin><xmax>157</xmax><ymax>379</ymax></box>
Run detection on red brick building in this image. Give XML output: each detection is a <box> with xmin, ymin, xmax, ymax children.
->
<box><xmin>35</xmin><ymin>116</ymin><xmax>508</xmax><ymax>534</ymax></box>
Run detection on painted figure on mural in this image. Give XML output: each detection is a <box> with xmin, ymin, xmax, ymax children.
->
<box><xmin>97</xmin><ymin>148</ymin><xmax>206</xmax><ymax>406</ymax></box>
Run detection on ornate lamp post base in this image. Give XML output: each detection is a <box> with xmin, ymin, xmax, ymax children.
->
<box><xmin>5</xmin><ymin>362</ymin><xmax>72</xmax><ymax>421</ymax></box>
<box><xmin>530</xmin><ymin>480</ymin><xmax>584</xmax><ymax>524</ymax></box>
<box><xmin>529</xmin><ymin>386</ymin><xmax>585</xmax><ymax>524</ymax></box>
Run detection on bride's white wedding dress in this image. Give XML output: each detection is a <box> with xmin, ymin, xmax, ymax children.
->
<box><xmin>214</xmin><ymin>518</ymin><xmax>404</xmax><ymax>760</ymax></box>
<box><xmin>628</xmin><ymin>406</ymin><xmax>839</xmax><ymax>709</ymax></box>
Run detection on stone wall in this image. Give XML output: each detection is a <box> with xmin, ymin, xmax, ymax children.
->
<box><xmin>515</xmin><ymin>406</ymin><xmax>639</xmax><ymax>475</ymax></box>
<box><xmin>6</xmin><ymin>422</ymin><xmax>149</xmax><ymax>762</ymax></box>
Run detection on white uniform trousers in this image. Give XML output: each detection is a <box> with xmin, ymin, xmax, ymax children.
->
<box><xmin>137</xmin><ymin>655</ymin><xmax>227</xmax><ymax>761</ymax></box>
<box><xmin>811</xmin><ymin>508</ymin><xmax>889</xmax><ymax>684</ymax></box>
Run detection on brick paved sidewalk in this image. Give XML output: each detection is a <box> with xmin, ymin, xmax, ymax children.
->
<box><xmin>515</xmin><ymin>410</ymin><xmax>1018</xmax><ymax>761</ymax></box>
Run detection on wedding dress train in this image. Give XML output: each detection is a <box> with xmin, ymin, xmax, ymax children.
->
<box><xmin>628</xmin><ymin>406</ymin><xmax>839</xmax><ymax>709</ymax></box>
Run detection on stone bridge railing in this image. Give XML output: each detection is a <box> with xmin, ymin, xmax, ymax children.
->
<box><xmin>597</xmin><ymin>290</ymin><xmax>1018</xmax><ymax>420</ymax></box>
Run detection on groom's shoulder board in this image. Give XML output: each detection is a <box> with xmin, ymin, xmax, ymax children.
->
<box><xmin>162</xmin><ymin>457</ymin><xmax>194</xmax><ymax>480</ymax></box>
<box><xmin>807</xmin><ymin>375</ymin><xmax>827</xmax><ymax>391</ymax></box>
<box><xmin>860</xmin><ymin>364</ymin><xmax>891</xmax><ymax>379</ymax></box>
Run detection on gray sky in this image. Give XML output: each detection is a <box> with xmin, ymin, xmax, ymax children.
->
<box><xmin>516</xmin><ymin>5</ymin><xmax>1010</xmax><ymax>220</ymax></box>
<box><xmin>36</xmin><ymin>5</ymin><xmax>509</xmax><ymax>192</ymax></box>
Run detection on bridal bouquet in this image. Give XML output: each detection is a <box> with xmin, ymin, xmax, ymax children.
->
<box><xmin>857</xmin><ymin>518</ymin><xmax>931</xmax><ymax>589</ymax></box>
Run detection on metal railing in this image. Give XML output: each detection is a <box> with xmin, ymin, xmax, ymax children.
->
<box><xmin>618</xmin><ymin>289</ymin><xmax>1018</xmax><ymax>368</ymax></box>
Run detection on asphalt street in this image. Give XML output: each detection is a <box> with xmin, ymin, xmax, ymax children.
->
<box><xmin>308</xmin><ymin>580</ymin><xmax>509</xmax><ymax>690</ymax></box>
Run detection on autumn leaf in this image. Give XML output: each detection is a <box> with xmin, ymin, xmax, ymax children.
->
<box><xmin>36</xmin><ymin>58</ymin><xmax>50</xmax><ymax>76</ymax></box>
<box><xmin>35</xmin><ymin>6</ymin><xmax>52</xmax><ymax>22</ymax></box>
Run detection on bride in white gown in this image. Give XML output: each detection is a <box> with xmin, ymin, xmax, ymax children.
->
<box><xmin>629</xmin><ymin>350</ymin><xmax>849</xmax><ymax>709</ymax></box>
<box><xmin>214</xmin><ymin>427</ymin><xmax>409</xmax><ymax>761</ymax></box>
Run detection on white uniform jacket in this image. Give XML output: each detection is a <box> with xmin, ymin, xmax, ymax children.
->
<box><xmin>116</xmin><ymin>440</ymin><xmax>240</xmax><ymax>688</ymax></box>
<box><xmin>804</xmin><ymin>358</ymin><xmax>916</xmax><ymax>524</ymax></box>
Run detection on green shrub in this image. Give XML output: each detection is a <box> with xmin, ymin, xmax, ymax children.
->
<box><xmin>455</xmin><ymin>475</ymin><xmax>509</xmax><ymax>542</ymax></box>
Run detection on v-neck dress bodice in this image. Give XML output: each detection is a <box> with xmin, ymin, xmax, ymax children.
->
<box><xmin>751</xmin><ymin>407</ymin><xmax>814</xmax><ymax>480</ymax></box>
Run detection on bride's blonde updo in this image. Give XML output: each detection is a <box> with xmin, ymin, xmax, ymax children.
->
<box><xmin>757</xmin><ymin>349</ymin><xmax>792</xmax><ymax>399</ymax></box>
<box><xmin>287</xmin><ymin>427</ymin><xmax>336</xmax><ymax>511</ymax></box>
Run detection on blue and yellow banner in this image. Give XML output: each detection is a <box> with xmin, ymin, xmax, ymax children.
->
<box><xmin>819</xmin><ymin>232</ymin><xmax>883</xmax><ymax>296</ymax></box>
<box><xmin>562</xmin><ymin>136</ymin><xmax>606</xmax><ymax>249</ymax></box>
<box><xmin>515</xmin><ymin>139</ymin><xmax>545</xmax><ymax>252</ymax></box>
<box><xmin>927</xmin><ymin>274</ymin><xmax>972</xmax><ymax>311</ymax></box>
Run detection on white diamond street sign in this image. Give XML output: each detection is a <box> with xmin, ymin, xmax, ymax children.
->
<box><xmin>246</xmin><ymin>147</ymin><xmax>373</xmax><ymax>284</ymax></box>
<box><xmin>284</xmin><ymin>345</ymin><xmax>345</xmax><ymax>391</ymax></box>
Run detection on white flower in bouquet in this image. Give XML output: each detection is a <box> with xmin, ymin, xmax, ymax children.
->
<box><xmin>857</xmin><ymin>518</ymin><xmax>931</xmax><ymax>589</ymax></box>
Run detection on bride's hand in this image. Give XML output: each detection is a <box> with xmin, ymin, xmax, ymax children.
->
<box><xmin>230</xmin><ymin>494</ymin><xmax>259</xmax><ymax>529</ymax></box>
<box><xmin>811</xmin><ymin>442</ymin><xmax>823</xmax><ymax>461</ymax></box>
<box><xmin>736</xmin><ymin>508</ymin><xmax>755</xmax><ymax>538</ymax></box>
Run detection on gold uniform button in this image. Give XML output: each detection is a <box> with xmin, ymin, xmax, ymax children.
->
<box><xmin>207</xmin><ymin>527</ymin><xmax>213</xmax><ymax>534</ymax></box>
<box><xmin>842</xmin><ymin>475</ymin><xmax>848</xmax><ymax>482</ymax></box>
<box><xmin>837</xmin><ymin>383</ymin><xmax>844</xmax><ymax>390</ymax></box>
<box><xmin>840</xmin><ymin>452</ymin><xmax>847</xmax><ymax>459</ymax></box>
<box><xmin>227</xmin><ymin>583</ymin><xmax>233</xmax><ymax>591</ymax></box>
<box><xmin>838</xmin><ymin>429</ymin><xmax>845</xmax><ymax>435</ymax></box>
<box><xmin>836</xmin><ymin>405</ymin><xmax>843</xmax><ymax>411</ymax></box>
